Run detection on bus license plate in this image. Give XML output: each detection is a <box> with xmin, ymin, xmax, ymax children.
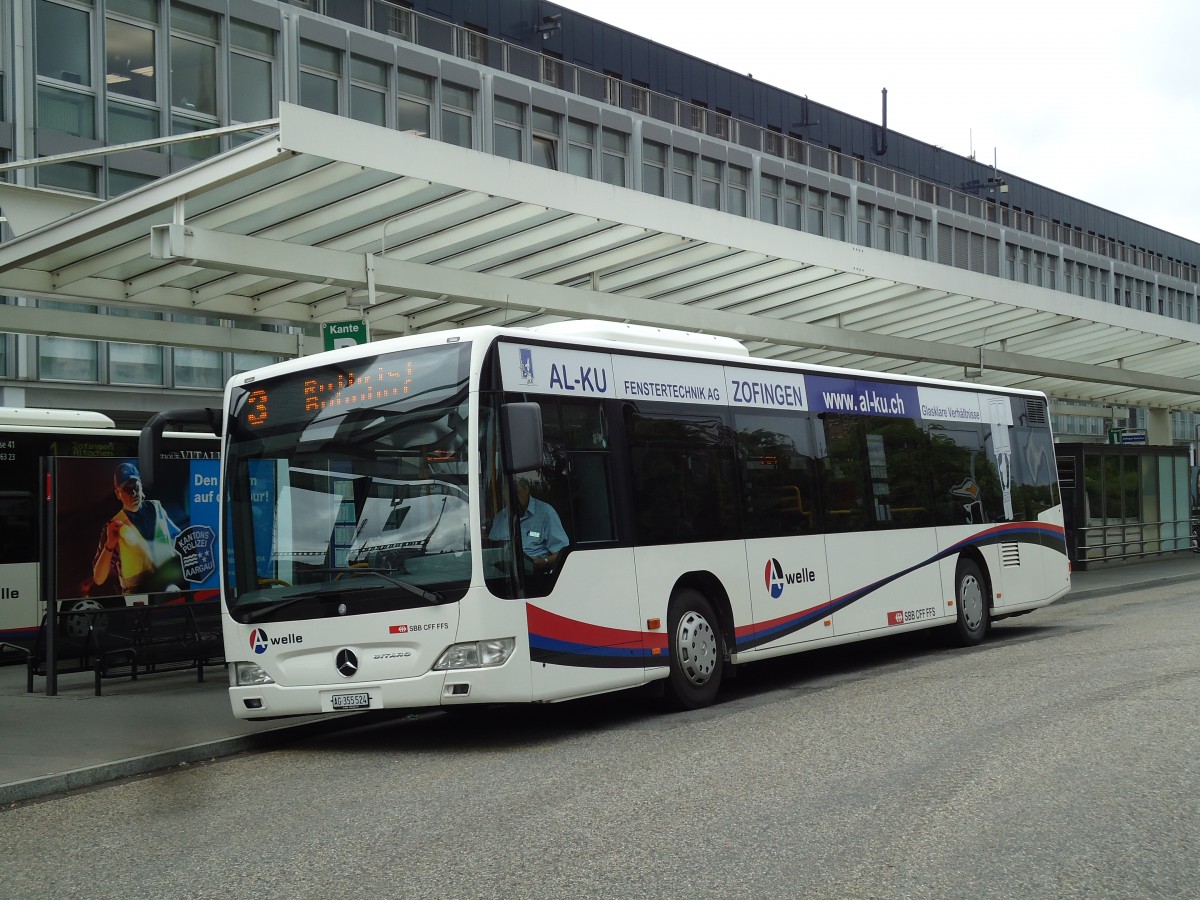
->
<box><xmin>331</xmin><ymin>692</ymin><xmax>370</xmax><ymax>710</ymax></box>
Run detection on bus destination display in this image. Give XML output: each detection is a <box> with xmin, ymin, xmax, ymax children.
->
<box><xmin>234</xmin><ymin>345</ymin><xmax>468</xmax><ymax>430</ymax></box>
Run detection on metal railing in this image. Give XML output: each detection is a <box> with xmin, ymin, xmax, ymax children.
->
<box><xmin>1077</xmin><ymin>517</ymin><xmax>1195</xmax><ymax>564</ymax></box>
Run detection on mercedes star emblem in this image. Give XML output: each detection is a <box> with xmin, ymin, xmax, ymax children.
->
<box><xmin>335</xmin><ymin>649</ymin><xmax>358</xmax><ymax>677</ymax></box>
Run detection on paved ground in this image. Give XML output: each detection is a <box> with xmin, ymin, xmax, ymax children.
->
<box><xmin>2</xmin><ymin>553</ymin><xmax>1197</xmax><ymax>806</ymax></box>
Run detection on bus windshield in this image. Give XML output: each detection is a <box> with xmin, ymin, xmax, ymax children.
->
<box><xmin>222</xmin><ymin>343</ymin><xmax>472</xmax><ymax>624</ymax></box>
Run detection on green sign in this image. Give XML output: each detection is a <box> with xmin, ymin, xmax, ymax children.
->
<box><xmin>322</xmin><ymin>319</ymin><xmax>369</xmax><ymax>352</ymax></box>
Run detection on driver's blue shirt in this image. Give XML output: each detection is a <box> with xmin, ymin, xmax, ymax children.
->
<box><xmin>490</xmin><ymin>496</ymin><xmax>568</xmax><ymax>558</ymax></box>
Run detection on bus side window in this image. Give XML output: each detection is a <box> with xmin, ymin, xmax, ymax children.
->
<box><xmin>864</xmin><ymin>417</ymin><xmax>933</xmax><ymax>529</ymax></box>
<box><xmin>567</xmin><ymin>453</ymin><xmax>614</xmax><ymax>542</ymax></box>
<box><xmin>559</xmin><ymin>400</ymin><xmax>616</xmax><ymax>544</ymax></box>
<box><xmin>0</xmin><ymin>491</ymin><xmax>35</xmax><ymax>565</ymax></box>
<box><xmin>734</xmin><ymin>409</ymin><xmax>818</xmax><ymax>537</ymax></box>
<box><xmin>929</xmin><ymin>424</ymin><xmax>1003</xmax><ymax>525</ymax></box>
<box><xmin>819</xmin><ymin>414</ymin><xmax>868</xmax><ymax>532</ymax></box>
<box><xmin>626</xmin><ymin>403</ymin><xmax>738</xmax><ymax>545</ymax></box>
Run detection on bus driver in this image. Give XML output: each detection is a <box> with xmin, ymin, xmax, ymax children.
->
<box><xmin>488</xmin><ymin>477</ymin><xmax>568</xmax><ymax>573</ymax></box>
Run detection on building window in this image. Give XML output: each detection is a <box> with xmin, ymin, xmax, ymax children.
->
<box><xmin>857</xmin><ymin>201</ymin><xmax>873</xmax><ymax>247</ymax></box>
<box><xmin>895</xmin><ymin>213</ymin><xmax>912</xmax><ymax>256</ymax></box>
<box><xmin>37</xmin><ymin>1</ymin><xmax>92</xmax><ymax>86</ymax></box>
<box><xmin>108</xmin><ymin>168</ymin><xmax>155</xmax><ymax>195</ymax></box>
<box><xmin>397</xmin><ymin>68</ymin><xmax>432</xmax><ymax>135</ymax></box>
<box><xmin>759</xmin><ymin>174</ymin><xmax>780</xmax><ymax>223</ymax></box>
<box><xmin>601</xmin><ymin>127</ymin><xmax>627</xmax><ymax>186</ymax></box>
<box><xmin>459</xmin><ymin>25</ymin><xmax>485</xmax><ymax>64</ymax></box>
<box><xmin>37</xmin><ymin>83</ymin><xmax>96</xmax><ymax>139</ymax></box>
<box><xmin>672</xmin><ymin>149</ymin><xmax>695</xmax><ymax>203</ymax></box>
<box><xmin>806</xmin><ymin>188</ymin><xmax>826</xmax><ymax>236</ymax></box>
<box><xmin>642</xmin><ymin>140</ymin><xmax>666</xmax><ymax>196</ymax></box>
<box><xmin>914</xmin><ymin>218</ymin><xmax>929</xmax><ymax>260</ymax></box>
<box><xmin>439</xmin><ymin>82</ymin><xmax>474</xmax><ymax>148</ymax></box>
<box><xmin>350</xmin><ymin>55</ymin><xmax>388</xmax><ymax>126</ymax></box>
<box><xmin>494</xmin><ymin>97</ymin><xmax>524</xmax><ymax>161</ymax></box>
<box><xmin>783</xmin><ymin>181</ymin><xmax>803</xmax><ymax>230</ymax></box>
<box><xmin>299</xmin><ymin>40</ymin><xmax>341</xmax><ymax>115</ymax></box>
<box><xmin>39</xmin><ymin>160</ymin><xmax>98</xmax><ymax>194</ymax></box>
<box><xmin>108</xmin><ymin>309</ymin><xmax>164</xmax><ymax>385</ymax></box>
<box><xmin>829</xmin><ymin>194</ymin><xmax>848</xmax><ymax>241</ymax></box>
<box><xmin>173</xmin><ymin>346</ymin><xmax>223</xmax><ymax>388</ymax></box>
<box><xmin>110</xmin><ymin>342</ymin><xmax>164</xmax><ymax>384</ymax></box>
<box><xmin>38</xmin><ymin>300</ymin><xmax>100</xmax><ymax>381</ymax></box>
<box><xmin>233</xmin><ymin>352</ymin><xmax>278</xmax><ymax>375</ymax></box>
<box><xmin>602</xmin><ymin>74</ymin><xmax>621</xmax><ymax>107</ymax></box>
<box><xmin>876</xmin><ymin>208</ymin><xmax>893</xmax><ymax>252</ymax></box>
<box><xmin>39</xmin><ymin>337</ymin><xmax>99</xmax><ymax>381</ymax></box>
<box><xmin>106</xmin><ymin>18</ymin><xmax>157</xmax><ymax>103</ymax></box>
<box><xmin>566</xmin><ymin>118</ymin><xmax>594</xmax><ymax>178</ymax></box>
<box><xmin>170</xmin><ymin>3</ymin><xmax>217</xmax><ymax>117</ymax></box>
<box><xmin>106</xmin><ymin>0</ymin><xmax>161</xmax><ymax>148</ymax></box>
<box><xmin>541</xmin><ymin>55</ymin><xmax>563</xmax><ymax>89</ymax></box>
<box><xmin>531</xmin><ymin>108</ymin><xmax>559</xmax><ymax>170</ymax></box>
<box><xmin>727</xmin><ymin>165</ymin><xmax>748</xmax><ymax>216</ymax></box>
<box><xmin>168</xmin><ymin>2</ymin><xmax>218</xmax><ymax>164</ymax></box>
<box><xmin>700</xmin><ymin>158</ymin><xmax>721</xmax><ymax>210</ymax></box>
<box><xmin>230</xmin><ymin>21</ymin><xmax>274</xmax><ymax>124</ymax></box>
<box><xmin>107</xmin><ymin>97</ymin><xmax>157</xmax><ymax>144</ymax></box>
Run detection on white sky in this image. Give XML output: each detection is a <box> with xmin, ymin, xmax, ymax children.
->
<box><xmin>558</xmin><ymin>0</ymin><xmax>1200</xmax><ymax>244</ymax></box>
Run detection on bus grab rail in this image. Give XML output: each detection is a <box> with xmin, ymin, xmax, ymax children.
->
<box><xmin>139</xmin><ymin>408</ymin><xmax>220</xmax><ymax>494</ymax></box>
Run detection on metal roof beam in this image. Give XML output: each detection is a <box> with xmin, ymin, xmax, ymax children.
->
<box><xmin>0</xmin><ymin>302</ymin><xmax>320</xmax><ymax>355</ymax></box>
<box><xmin>149</xmin><ymin>223</ymin><xmax>1200</xmax><ymax>401</ymax></box>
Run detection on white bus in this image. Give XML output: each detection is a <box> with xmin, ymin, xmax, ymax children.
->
<box><xmin>191</xmin><ymin>320</ymin><xmax>1069</xmax><ymax>717</ymax></box>
<box><xmin>0</xmin><ymin>408</ymin><xmax>217</xmax><ymax>654</ymax></box>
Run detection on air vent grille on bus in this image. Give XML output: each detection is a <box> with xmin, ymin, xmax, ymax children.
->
<box><xmin>1023</xmin><ymin>398</ymin><xmax>1048</xmax><ymax>426</ymax></box>
<box><xmin>1001</xmin><ymin>542</ymin><xmax>1022</xmax><ymax>567</ymax></box>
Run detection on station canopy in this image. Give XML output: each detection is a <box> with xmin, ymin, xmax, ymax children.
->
<box><xmin>3</xmin><ymin>103</ymin><xmax>1200</xmax><ymax>412</ymax></box>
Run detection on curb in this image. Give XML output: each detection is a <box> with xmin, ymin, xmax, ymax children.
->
<box><xmin>1062</xmin><ymin>569</ymin><xmax>1198</xmax><ymax>605</ymax></box>
<box><xmin>0</xmin><ymin>711</ymin><xmax>377</xmax><ymax>807</ymax></box>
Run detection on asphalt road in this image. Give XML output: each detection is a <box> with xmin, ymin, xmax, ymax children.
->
<box><xmin>2</xmin><ymin>582</ymin><xmax>1197</xmax><ymax>900</ymax></box>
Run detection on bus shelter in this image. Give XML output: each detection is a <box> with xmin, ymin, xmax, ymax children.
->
<box><xmin>1056</xmin><ymin>443</ymin><xmax>1192</xmax><ymax>568</ymax></box>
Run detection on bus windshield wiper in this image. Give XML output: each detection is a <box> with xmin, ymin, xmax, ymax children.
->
<box><xmin>242</xmin><ymin>591</ymin><xmax>338</xmax><ymax>623</ymax></box>
<box><xmin>304</xmin><ymin>567</ymin><xmax>444</xmax><ymax>606</ymax></box>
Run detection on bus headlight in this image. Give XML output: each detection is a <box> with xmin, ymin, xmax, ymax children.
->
<box><xmin>234</xmin><ymin>661</ymin><xmax>275</xmax><ymax>686</ymax></box>
<box><xmin>433</xmin><ymin>637</ymin><xmax>515</xmax><ymax>671</ymax></box>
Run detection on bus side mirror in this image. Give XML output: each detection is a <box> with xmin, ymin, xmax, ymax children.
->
<box><xmin>501</xmin><ymin>402</ymin><xmax>543</xmax><ymax>474</ymax></box>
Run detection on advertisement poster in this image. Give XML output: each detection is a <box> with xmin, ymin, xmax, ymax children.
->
<box><xmin>55</xmin><ymin>457</ymin><xmax>220</xmax><ymax>603</ymax></box>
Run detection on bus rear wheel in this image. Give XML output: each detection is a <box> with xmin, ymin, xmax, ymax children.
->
<box><xmin>665</xmin><ymin>589</ymin><xmax>724</xmax><ymax>710</ymax></box>
<box><xmin>950</xmin><ymin>558</ymin><xmax>990</xmax><ymax>646</ymax></box>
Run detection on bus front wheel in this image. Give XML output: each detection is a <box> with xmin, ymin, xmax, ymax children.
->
<box><xmin>665</xmin><ymin>589</ymin><xmax>724</xmax><ymax>710</ymax></box>
<box><xmin>950</xmin><ymin>558</ymin><xmax>990</xmax><ymax>646</ymax></box>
